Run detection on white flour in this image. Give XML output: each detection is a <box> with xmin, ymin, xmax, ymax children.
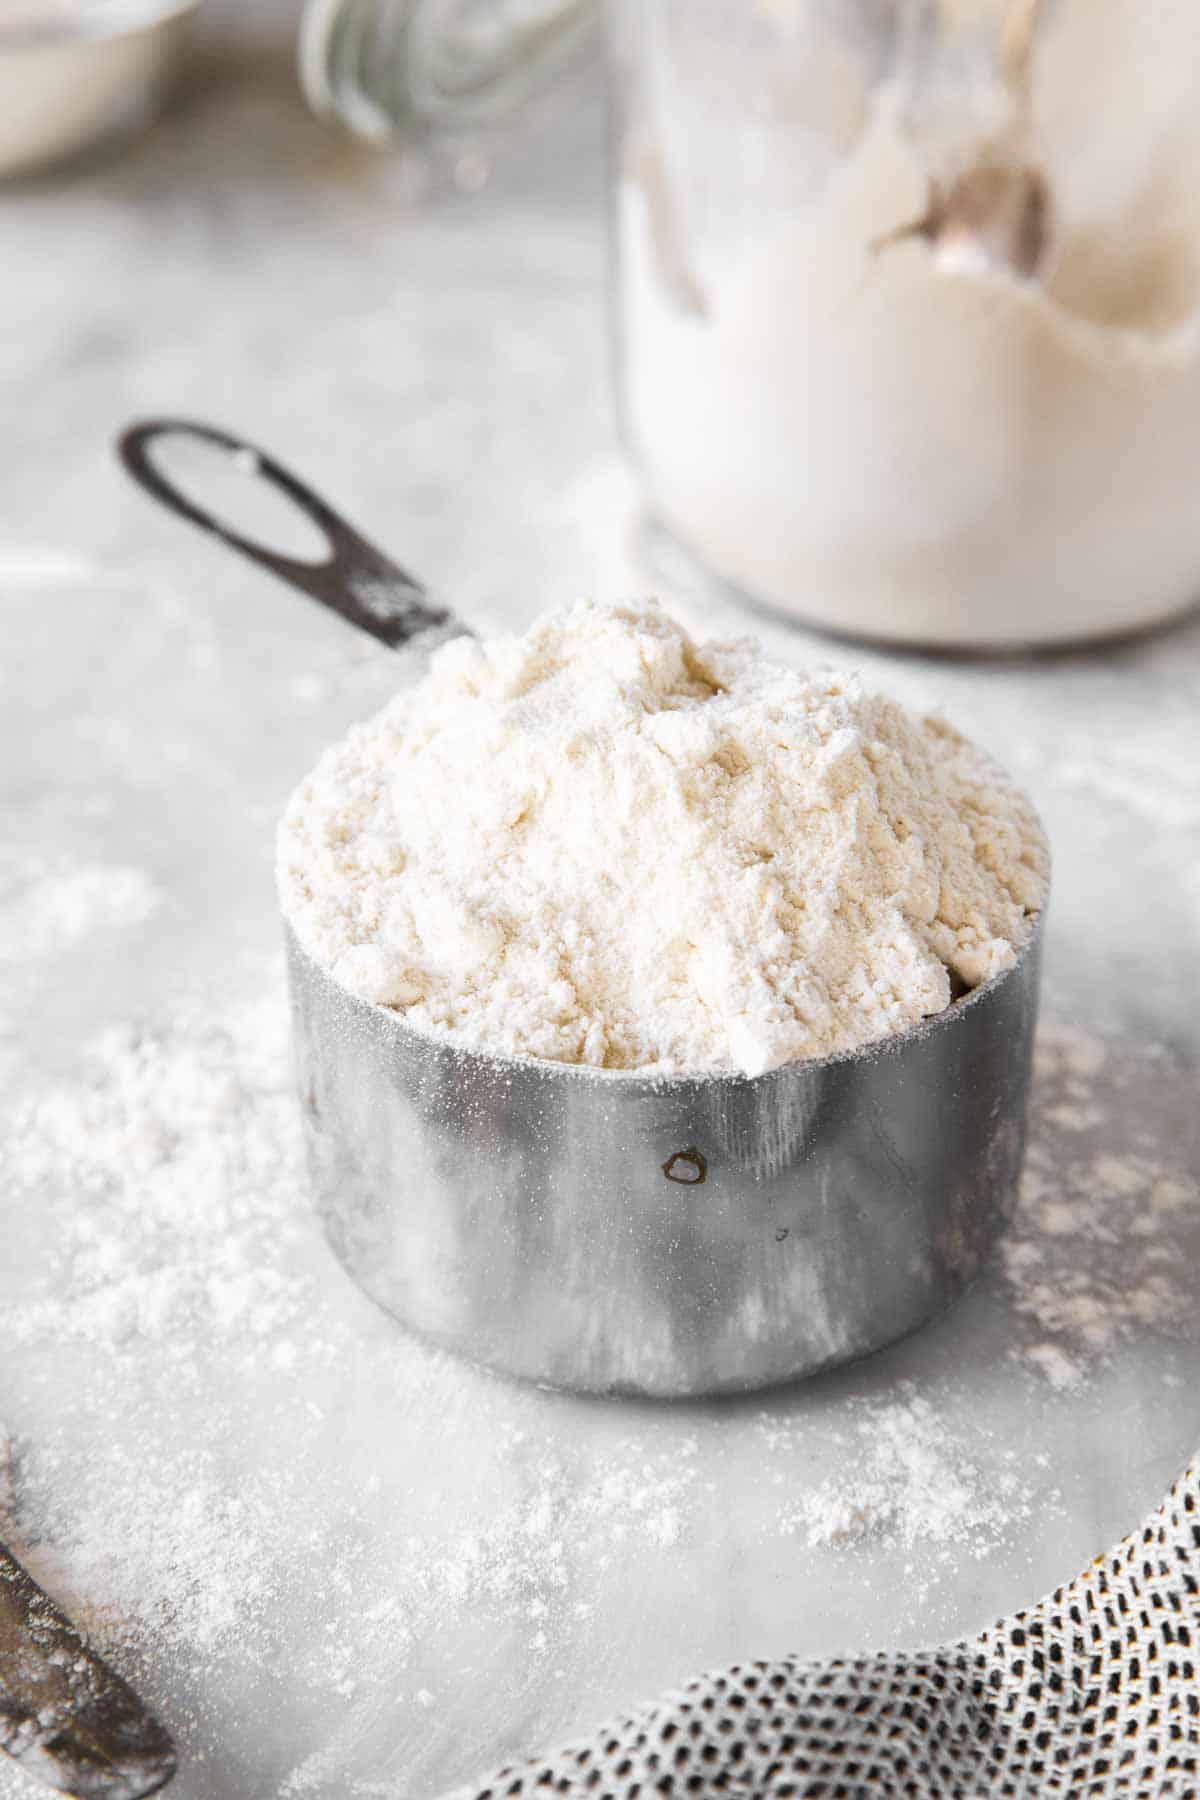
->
<box><xmin>616</xmin><ymin>1</ymin><xmax>1200</xmax><ymax>646</ymax></box>
<box><xmin>0</xmin><ymin>990</ymin><xmax>703</xmax><ymax>1673</ymax></box>
<box><xmin>278</xmin><ymin>601</ymin><xmax>1046</xmax><ymax>1076</ymax></box>
<box><xmin>766</xmin><ymin>1393</ymin><xmax>1032</xmax><ymax>1552</ymax></box>
<box><xmin>0</xmin><ymin>856</ymin><xmax>161</xmax><ymax>963</ymax></box>
<box><xmin>1001</xmin><ymin>1025</ymin><xmax>1200</xmax><ymax>1391</ymax></box>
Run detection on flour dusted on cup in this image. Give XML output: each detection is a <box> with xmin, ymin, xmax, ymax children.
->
<box><xmin>277</xmin><ymin>601</ymin><xmax>1047</xmax><ymax>1076</ymax></box>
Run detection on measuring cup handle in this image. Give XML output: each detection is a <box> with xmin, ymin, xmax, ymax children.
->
<box><xmin>117</xmin><ymin>418</ymin><xmax>465</xmax><ymax>651</ymax></box>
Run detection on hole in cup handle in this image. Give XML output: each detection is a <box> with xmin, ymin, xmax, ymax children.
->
<box><xmin>116</xmin><ymin>416</ymin><xmax>466</xmax><ymax>652</ymax></box>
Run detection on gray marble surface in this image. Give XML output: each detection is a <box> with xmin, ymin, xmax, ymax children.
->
<box><xmin>1</xmin><ymin>21</ymin><xmax>1199</xmax><ymax>1800</ymax></box>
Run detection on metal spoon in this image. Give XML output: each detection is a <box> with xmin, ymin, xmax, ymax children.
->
<box><xmin>0</xmin><ymin>1544</ymin><xmax>175</xmax><ymax>1799</ymax></box>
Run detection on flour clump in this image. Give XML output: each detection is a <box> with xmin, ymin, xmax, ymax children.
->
<box><xmin>277</xmin><ymin>601</ymin><xmax>1047</xmax><ymax>1076</ymax></box>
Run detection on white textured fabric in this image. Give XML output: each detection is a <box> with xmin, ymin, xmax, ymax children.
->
<box><xmin>441</xmin><ymin>1457</ymin><xmax>1200</xmax><ymax>1799</ymax></box>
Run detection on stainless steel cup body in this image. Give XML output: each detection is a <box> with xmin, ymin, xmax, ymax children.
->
<box><xmin>288</xmin><ymin>919</ymin><xmax>1042</xmax><ymax>1397</ymax></box>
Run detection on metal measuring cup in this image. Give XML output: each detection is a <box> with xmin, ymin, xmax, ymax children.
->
<box><xmin>119</xmin><ymin>420</ymin><xmax>1044</xmax><ymax>1399</ymax></box>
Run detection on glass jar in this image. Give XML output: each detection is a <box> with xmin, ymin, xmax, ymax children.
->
<box><xmin>301</xmin><ymin>0</ymin><xmax>598</xmax><ymax>153</ymax></box>
<box><xmin>610</xmin><ymin>1</ymin><xmax>1200</xmax><ymax>649</ymax></box>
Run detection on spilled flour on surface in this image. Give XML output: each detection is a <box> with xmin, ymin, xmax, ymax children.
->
<box><xmin>3</xmin><ymin>996</ymin><xmax>1196</xmax><ymax>1665</ymax></box>
<box><xmin>1002</xmin><ymin>1024</ymin><xmax>1200</xmax><ymax>1391</ymax></box>
<box><xmin>0</xmin><ymin>855</ymin><xmax>161</xmax><ymax>962</ymax></box>
<box><xmin>1</xmin><ymin>977</ymin><xmax>1197</xmax><ymax>1799</ymax></box>
<box><xmin>0</xmin><ymin>1433</ymin><xmax>14</xmax><ymax>1523</ymax></box>
<box><xmin>0</xmin><ymin>986</ymin><xmax>704</xmax><ymax>1684</ymax></box>
<box><xmin>764</xmin><ymin>1393</ymin><xmax>1032</xmax><ymax>1552</ymax></box>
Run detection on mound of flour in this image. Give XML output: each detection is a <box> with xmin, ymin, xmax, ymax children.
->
<box><xmin>277</xmin><ymin>601</ymin><xmax>1046</xmax><ymax>1075</ymax></box>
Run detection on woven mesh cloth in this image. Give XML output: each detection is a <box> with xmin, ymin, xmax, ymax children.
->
<box><xmin>441</xmin><ymin>1458</ymin><xmax>1200</xmax><ymax>1800</ymax></box>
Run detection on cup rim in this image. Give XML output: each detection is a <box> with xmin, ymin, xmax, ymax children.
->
<box><xmin>284</xmin><ymin>902</ymin><xmax>1046</xmax><ymax>1094</ymax></box>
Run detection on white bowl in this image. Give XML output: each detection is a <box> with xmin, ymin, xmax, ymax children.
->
<box><xmin>0</xmin><ymin>0</ymin><xmax>198</xmax><ymax>178</ymax></box>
